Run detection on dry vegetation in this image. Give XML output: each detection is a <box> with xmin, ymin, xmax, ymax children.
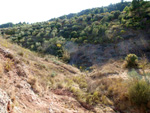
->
<box><xmin>0</xmin><ymin>36</ymin><xmax>88</xmax><ymax>112</ymax></box>
<box><xmin>0</xmin><ymin>35</ymin><xmax>150</xmax><ymax>113</ymax></box>
<box><xmin>0</xmin><ymin>1</ymin><xmax>150</xmax><ymax>112</ymax></box>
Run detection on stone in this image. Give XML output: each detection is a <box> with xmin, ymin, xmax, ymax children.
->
<box><xmin>0</xmin><ymin>88</ymin><xmax>11</xmax><ymax>113</ymax></box>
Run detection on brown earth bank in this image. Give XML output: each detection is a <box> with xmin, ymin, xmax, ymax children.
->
<box><xmin>0</xmin><ymin>36</ymin><xmax>116</xmax><ymax>113</ymax></box>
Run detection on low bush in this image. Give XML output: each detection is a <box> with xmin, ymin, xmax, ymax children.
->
<box><xmin>128</xmin><ymin>79</ymin><xmax>150</xmax><ymax>106</ymax></box>
<box><xmin>124</xmin><ymin>54</ymin><xmax>138</xmax><ymax>68</ymax></box>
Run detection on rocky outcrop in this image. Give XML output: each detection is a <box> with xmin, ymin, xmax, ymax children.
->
<box><xmin>0</xmin><ymin>88</ymin><xmax>11</xmax><ymax>113</ymax></box>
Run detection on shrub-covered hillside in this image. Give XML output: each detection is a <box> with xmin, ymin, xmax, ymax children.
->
<box><xmin>0</xmin><ymin>1</ymin><xmax>150</xmax><ymax>61</ymax></box>
<box><xmin>0</xmin><ymin>1</ymin><xmax>150</xmax><ymax>113</ymax></box>
<box><xmin>0</xmin><ymin>22</ymin><xmax>14</xmax><ymax>28</ymax></box>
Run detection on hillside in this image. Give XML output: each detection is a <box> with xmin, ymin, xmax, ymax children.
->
<box><xmin>0</xmin><ymin>2</ymin><xmax>132</xmax><ymax>55</ymax></box>
<box><xmin>0</xmin><ymin>36</ymin><xmax>91</xmax><ymax>113</ymax></box>
<box><xmin>0</xmin><ymin>1</ymin><xmax>150</xmax><ymax>66</ymax></box>
<box><xmin>0</xmin><ymin>34</ymin><xmax>150</xmax><ymax>113</ymax></box>
<box><xmin>50</xmin><ymin>2</ymin><xmax>131</xmax><ymax>20</ymax></box>
<box><xmin>0</xmin><ymin>0</ymin><xmax>150</xmax><ymax>113</ymax></box>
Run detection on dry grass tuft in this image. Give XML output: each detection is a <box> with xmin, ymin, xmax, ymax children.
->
<box><xmin>27</xmin><ymin>77</ymin><xmax>41</xmax><ymax>94</ymax></box>
<box><xmin>4</xmin><ymin>59</ymin><xmax>14</xmax><ymax>72</ymax></box>
<box><xmin>0</xmin><ymin>62</ymin><xmax>4</xmax><ymax>75</ymax></box>
<box><xmin>73</xmin><ymin>75</ymin><xmax>87</xmax><ymax>89</ymax></box>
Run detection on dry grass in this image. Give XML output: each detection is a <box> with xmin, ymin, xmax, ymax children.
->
<box><xmin>27</xmin><ymin>77</ymin><xmax>41</xmax><ymax>94</ymax></box>
<box><xmin>1</xmin><ymin>35</ymin><xmax>150</xmax><ymax>112</ymax></box>
<box><xmin>73</xmin><ymin>75</ymin><xmax>87</xmax><ymax>89</ymax></box>
<box><xmin>0</xmin><ymin>37</ymin><xmax>10</xmax><ymax>48</ymax></box>
<box><xmin>138</xmin><ymin>55</ymin><xmax>149</xmax><ymax>75</ymax></box>
<box><xmin>4</xmin><ymin>59</ymin><xmax>14</xmax><ymax>72</ymax></box>
<box><xmin>62</xmin><ymin>49</ymin><xmax>70</xmax><ymax>63</ymax></box>
<box><xmin>85</xmin><ymin>77</ymin><xmax>129</xmax><ymax>110</ymax></box>
<box><xmin>0</xmin><ymin>61</ymin><xmax>4</xmax><ymax>75</ymax></box>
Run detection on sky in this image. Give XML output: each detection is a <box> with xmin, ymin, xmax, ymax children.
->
<box><xmin>0</xmin><ymin>0</ymin><xmax>132</xmax><ymax>24</ymax></box>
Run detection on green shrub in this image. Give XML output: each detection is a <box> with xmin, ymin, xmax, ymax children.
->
<box><xmin>86</xmin><ymin>91</ymin><xmax>100</xmax><ymax>105</ymax></box>
<box><xmin>120</xmin><ymin>30</ymin><xmax>126</xmax><ymax>34</ymax></box>
<box><xmin>51</xmin><ymin>71</ymin><xmax>57</xmax><ymax>77</ymax></box>
<box><xmin>128</xmin><ymin>79</ymin><xmax>150</xmax><ymax>106</ymax></box>
<box><xmin>125</xmin><ymin>54</ymin><xmax>138</xmax><ymax>68</ymax></box>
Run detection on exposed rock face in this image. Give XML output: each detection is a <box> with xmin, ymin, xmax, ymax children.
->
<box><xmin>70</xmin><ymin>31</ymin><xmax>150</xmax><ymax>67</ymax></box>
<box><xmin>0</xmin><ymin>88</ymin><xmax>11</xmax><ymax>113</ymax></box>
